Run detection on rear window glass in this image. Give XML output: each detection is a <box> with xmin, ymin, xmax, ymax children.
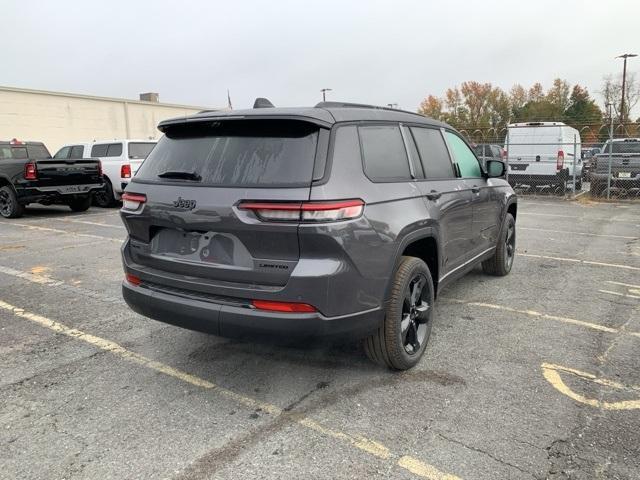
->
<box><xmin>128</xmin><ymin>142</ymin><xmax>155</xmax><ymax>159</ymax></box>
<box><xmin>91</xmin><ymin>144</ymin><xmax>108</xmax><ymax>157</ymax></box>
<box><xmin>70</xmin><ymin>145</ymin><xmax>84</xmax><ymax>158</ymax></box>
<box><xmin>411</xmin><ymin>127</ymin><xmax>455</xmax><ymax>179</ymax></box>
<box><xmin>605</xmin><ymin>141</ymin><xmax>640</xmax><ymax>154</ymax></box>
<box><xmin>106</xmin><ymin>143</ymin><xmax>123</xmax><ymax>157</ymax></box>
<box><xmin>27</xmin><ymin>145</ymin><xmax>51</xmax><ymax>158</ymax></box>
<box><xmin>359</xmin><ymin>125</ymin><xmax>410</xmax><ymax>181</ymax></box>
<box><xmin>135</xmin><ymin>120</ymin><xmax>319</xmax><ymax>187</ymax></box>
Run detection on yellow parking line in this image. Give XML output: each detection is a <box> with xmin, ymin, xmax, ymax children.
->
<box><xmin>519</xmin><ymin>227</ymin><xmax>638</xmax><ymax>240</ymax></box>
<box><xmin>442</xmin><ymin>298</ymin><xmax>640</xmax><ymax>339</ymax></box>
<box><xmin>0</xmin><ymin>299</ymin><xmax>459</xmax><ymax>480</ymax></box>
<box><xmin>518</xmin><ymin>253</ymin><xmax>640</xmax><ymax>271</ymax></box>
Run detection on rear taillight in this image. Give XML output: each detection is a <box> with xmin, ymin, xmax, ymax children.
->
<box><xmin>501</xmin><ymin>149</ymin><xmax>507</xmax><ymax>159</ymax></box>
<box><xmin>238</xmin><ymin>199</ymin><xmax>364</xmax><ymax>223</ymax></box>
<box><xmin>24</xmin><ymin>162</ymin><xmax>37</xmax><ymax>180</ymax></box>
<box><xmin>97</xmin><ymin>160</ymin><xmax>103</xmax><ymax>177</ymax></box>
<box><xmin>557</xmin><ymin>150</ymin><xmax>565</xmax><ymax>171</ymax></box>
<box><xmin>121</xmin><ymin>164</ymin><xmax>131</xmax><ymax>178</ymax></box>
<box><xmin>121</xmin><ymin>192</ymin><xmax>146</xmax><ymax>211</ymax></box>
<box><xmin>125</xmin><ymin>273</ymin><xmax>142</xmax><ymax>286</ymax></box>
<box><xmin>251</xmin><ymin>299</ymin><xmax>316</xmax><ymax>313</ymax></box>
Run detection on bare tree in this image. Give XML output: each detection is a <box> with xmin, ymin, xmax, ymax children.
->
<box><xmin>601</xmin><ymin>73</ymin><xmax>640</xmax><ymax>122</ymax></box>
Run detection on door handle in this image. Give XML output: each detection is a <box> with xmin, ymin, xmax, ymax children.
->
<box><xmin>471</xmin><ymin>186</ymin><xmax>481</xmax><ymax>194</ymax></box>
<box><xmin>426</xmin><ymin>190</ymin><xmax>441</xmax><ymax>201</ymax></box>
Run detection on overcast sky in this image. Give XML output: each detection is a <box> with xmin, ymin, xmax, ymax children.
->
<box><xmin>3</xmin><ymin>0</ymin><xmax>639</xmax><ymax>113</ymax></box>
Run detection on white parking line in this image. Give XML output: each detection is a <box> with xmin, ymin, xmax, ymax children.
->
<box><xmin>519</xmin><ymin>227</ymin><xmax>638</xmax><ymax>240</ymax></box>
<box><xmin>599</xmin><ymin>290</ymin><xmax>640</xmax><ymax>300</ymax></box>
<box><xmin>519</xmin><ymin>253</ymin><xmax>640</xmax><ymax>271</ymax></box>
<box><xmin>62</xmin><ymin>218</ymin><xmax>124</xmax><ymax>229</ymax></box>
<box><xmin>2</xmin><ymin>222</ymin><xmax>122</xmax><ymax>243</ymax></box>
<box><xmin>606</xmin><ymin>281</ymin><xmax>640</xmax><ymax>289</ymax></box>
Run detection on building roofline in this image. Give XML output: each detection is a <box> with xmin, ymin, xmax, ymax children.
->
<box><xmin>0</xmin><ymin>85</ymin><xmax>221</xmax><ymax>111</ymax></box>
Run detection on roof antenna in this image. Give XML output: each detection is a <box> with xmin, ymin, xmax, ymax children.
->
<box><xmin>253</xmin><ymin>97</ymin><xmax>275</xmax><ymax>109</ymax></box>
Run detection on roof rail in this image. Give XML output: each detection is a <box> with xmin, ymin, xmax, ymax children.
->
<box><xmin>314</xmin><ymin>101</ymin><xmax>425</xmax><ymax>119</ymax></box>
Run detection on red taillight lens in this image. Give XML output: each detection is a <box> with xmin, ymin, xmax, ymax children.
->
<box><xmin>24</xmin><ymin>162</ymin><xmax>37</xmax><ymax>180</ymax></box>
<box><xmin>251</xmin><ymin>299</ymin><xmax>316</xmax><ymax>313</ymax></box>
<box><xmin>121</xmin><ymin>192</ymin><xmax>147</xmax><ymax>211</ymax></box>
<box><xmin>97</xmin><ymin>160</ymin><xmax>103</xmax><ymax>177</ymax></box>
<box><xmin>125</xmin><ymin>273</ymin><xmax>141</xmax><ymax>286</ymax></box>
<box><xmin>121</xmin><ymin>164</ymin><xmax>131</xmax><ymax>178</ymax></box>
<box><xmin>557</xmin><ymin>150</ymin><xmax>565</xmax><ymax>171</ymax></box>
<box><xmin>238</xmin><ymin>199</ymin><xmax>364</xmax><ymax>223</ymax></box>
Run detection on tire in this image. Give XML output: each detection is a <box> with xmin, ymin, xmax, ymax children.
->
<box><xmin>482</xmin><ymin>213</ymin><xmax>515</xmax><ymax>276</ymax></box>
<box><xmin>0</xmin><ymin>185</ymin><xmax>25</xmax><ymax>219</ymax></box>
<box><xmin>68</xmin><ymin>196</ymin><xmax>92</xmax><ymax>212</ymax></box>
<box><xmin>575</xmin><ymin>179</ymin><xmax>582</xmax><ymax>191</ymax></box>
<box><xmin>364</xmin><ymin>256</ymin><xmax>434</xmax><ymax>370</ymax></box>
<box><xmin>94</xmin><ymin>179</ymin><xmax>117</xmax><ymax>208</ymax></box>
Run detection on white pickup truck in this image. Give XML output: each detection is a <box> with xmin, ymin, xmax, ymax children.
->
<box><xmin>54</xmin><ymin>140</ymin><xmax>156</xmax><ymax>207</ymax></box>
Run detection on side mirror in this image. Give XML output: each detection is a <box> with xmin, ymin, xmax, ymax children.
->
<box><xmin>486</xmin><ymin>159</ymin><xmax>506</xmax><ymax>178</ymax></box>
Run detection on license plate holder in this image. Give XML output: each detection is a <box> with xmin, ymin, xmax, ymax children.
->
<box><xmin>617</xmin><ymin>172</ymin><xmax>632</xmax><ymax>178</ymax></box>
<box><xmin>58</xmin><ymin>185</ymin><xmax>90</xmax><ymax>194</ymax></box>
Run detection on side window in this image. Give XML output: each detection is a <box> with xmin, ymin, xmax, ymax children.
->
<box><xmin>54</xmin><ymin>146</ymin><xmax>71</xmax><ymax>159</ymax></box>
<box><xmin>445</xmin><ymin>132</ymin><xmax>482</xmax><ymax>178</ymax></box>
<box><xmin>0</xmin><ymin>147</ymin><xmax>13</xmax><ymax>159</ymax></box>
<box><xmin>401</xmin><ymin>125</ymin><xmax>424</xmax><ymax>179</ymax></box>
<box><xmin>91</xmin><ymin>144</ymin><xmax>108</xmax><ymax>157</ymax></box>
<box><xmin>70</xmin><ymin>145</ymin><xmax>84</xmax><ymax>158</ymax></box>
<box><xmin>410</xmin><ymin>127</ymin><xmax>455</xmax><ymax>179</ymax></box>
<box><xmin>106</xmin><ymin>143</ymin><xmax>123</xmax><ymax>157</ymax></box>
<box><xmin>359</xmin><ymin>125</ymin><xmax>411</xmax><ymax>181</ymax></box>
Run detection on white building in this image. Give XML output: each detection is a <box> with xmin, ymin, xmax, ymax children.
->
<box><xmin>0</xmin><ymin>86</ymin><xmax>220</xmax><ymax>153</ymax></box>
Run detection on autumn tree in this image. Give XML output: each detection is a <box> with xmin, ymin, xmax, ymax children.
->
<box><xmin>601</xmin><ymin>73</ymin><xmax>640</xmax><ymax>123</ymax></box>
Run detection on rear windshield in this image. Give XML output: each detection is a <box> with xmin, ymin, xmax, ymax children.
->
<box><xmin>128</xmin><ymin>142</ymin><xmax>156</xmax><ymax>159</ymax></box>
<box><xmin>134</xmin><ymin>120</ymin><xmax>319</xmax><ymax>187</ymax></box>
<box><xmin>0</xmin><ymin>144</ymin><xmax>50</xmax><ymax>159</ymax></box>
<box><xmin>604</xmin><ymin>141</ymin><xmax>640</xmax><ymax>154</ymax></box>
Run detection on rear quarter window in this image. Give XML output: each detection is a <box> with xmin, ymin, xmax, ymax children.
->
<box><xmin>134</xmin><ymin>120</ymin><xmax>320</xmax><ymax>187</ymax></box>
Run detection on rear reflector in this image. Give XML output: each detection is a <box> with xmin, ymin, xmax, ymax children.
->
<box><xmin>121</xmin><ymin>164</ymin><xmax>132</xmax><ymax>178</ymax></box>
<box><xmin>251</xmin><ymin>299</ymin><xmax>317</xmax><ymax>313</ymax></box>
<box><xmin>121</xmin><ymin>192</ymin><xmax>146</xmax><ymax>211</ymax></box>
<box><xmin>125</xmin><ymin>273</ymin><xmax>142</xmax><ymax>286</ymax></box>
<box><xmin>24</xmin><ymin>162</ymin><xmax>37</xmax><ymax>180</ymax></box>
<box><xmin>239</xmin><ymin>199</ymin><xmax>364</xmax><ymax>222</ymax></box>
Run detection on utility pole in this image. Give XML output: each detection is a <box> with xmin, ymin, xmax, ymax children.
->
<box><xmin>320</xmin><ymin>88</ymin><xmax>332</xmax><ymax>102</ymax></box>
<box><xmin>616</xmin><ymin>53</ymin><xmax>637</xmax><ymax>129</ymax></box>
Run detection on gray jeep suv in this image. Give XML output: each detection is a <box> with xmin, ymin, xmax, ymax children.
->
<box><xmin>120</xmin><ymin>101</ymin><xmax>517</xmax><ymax>370</ymax></box>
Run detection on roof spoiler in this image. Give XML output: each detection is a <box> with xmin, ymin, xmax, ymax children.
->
<box><xmin>253</xmin><ymin>98</ymin><xmax>275</xmax><ymax>109</ymax></box>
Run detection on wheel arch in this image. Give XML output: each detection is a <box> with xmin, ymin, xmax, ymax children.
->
<box><xmin>387</xmin><ymin>228</ymin><xmax>440</xmax><ymax>300</ymax></box>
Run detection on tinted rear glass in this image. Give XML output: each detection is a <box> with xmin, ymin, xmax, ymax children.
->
<box><xmin>410</xmin><ymin>127</ymin><xmax>454</xmax><ymax>179</ymax></box>
<box><xmin>135</xmin><ymin>120</ymin><xmax>319</xmax><ymax>187</ymax></box>
<box><xmin>106</xmin><ymin>143</ymin><xmax>123</xmax><ymax>157</ymax></box>
<box><xmin>359</xmin><ymin>125</ymin><xmax>410</xmax><ymax>181</ymax></box>
<box><xmin>128</xmin><ymin>142</ymin><xmax>155</xmax><ymax>159</ymax></box>
<box><xmin>91</xmin><ymin>144</ymin><xmax>109</xmax><ymax>157</ymax></box>
<box><xmin>606</xmin><ymin>141</ymin><xmax>640</xmax><ymax>154</ymax></box>
<box><xmin>27</xmin><ymin>145</ymin><xmax>51</xmax><ymax>158</ymax></box>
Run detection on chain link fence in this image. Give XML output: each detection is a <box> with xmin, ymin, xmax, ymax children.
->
<box><xmin>461</xmin><ymin>121</ymin><xmax>640</xmax><ymax>200</ymax></box>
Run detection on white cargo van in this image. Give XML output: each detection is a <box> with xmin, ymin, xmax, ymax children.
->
<box><xmin>54</xmin><ymin>140</ymin><xmax>156</xmax><ymax>207</ymax></box>
<box><xmin>505</xmin><ymin>122</ymin><xmax>582</xmax><ymax>191</ymax></box>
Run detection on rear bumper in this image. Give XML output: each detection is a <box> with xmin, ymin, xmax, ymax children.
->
<box><xmin>507</xmin><ymin>169</ymin><xmax>569</xmax><ymax>184</ymax></box>
<box><xmin>590</xmin><ymin>173</ymin><xmax>638</xmax><ymax>187</ymax></box>
<box><xmin>122</xmin><ymin>280</ymin><xmax>383</xmax><ymax>340</ymax></box>
<box><xmin>18</xmin><ymin>183</ymin><xmax>104</xmax><ymax>204</ymax></box>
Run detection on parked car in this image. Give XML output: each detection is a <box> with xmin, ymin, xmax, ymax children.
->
<box><xmin>505</xmin><ymin>122</ymin><xmax>582</xmax><ymax>191</ymax></box>
<box><xmin>54</xmin><ymin>139</ymin><xmax>156</xmax><ymax>207</ymax></box>
<box><xmin>473</xmin><ymin>144</ymin><xmax>504</xmax><ymax>166</ymax></box>
<box><xmin>0</xmin><ymin>139</ymin><xmax>103</xmax><ymax>218</ymax></box>
<box><xmin>590</xmin><ymin>138</ymin><xmax>640</xmax><ymax>195</ymax></box>
<box><xmin>581</xmin><ymin>147</ymin><xmax>600</xmax><ymax>180</ymax></box>
<box><xmin>120</xmin><ymin>101</ymin><xmax>517</xmax><ymax>370</ymax></box>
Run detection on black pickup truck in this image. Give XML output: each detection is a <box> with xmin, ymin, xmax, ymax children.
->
<box><xmin>590</xmin><ymin>138</ymin><xmax>640</xmax><ymax>195</ymax></box>
<box><xmin>0</xmin><ymin>140</ymin><xmax>104</xmax><ymax>218</ymax></box>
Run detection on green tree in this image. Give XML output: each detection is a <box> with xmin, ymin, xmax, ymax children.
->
<box><xmin>565</xmin><ymin>85</ymin><xmax>603</xmax><ymax>124</ymax></box>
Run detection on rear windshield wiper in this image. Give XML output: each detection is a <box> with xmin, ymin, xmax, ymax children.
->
<box><xmin>157</xmin><ymin>171</ymin><xmax>202</xmax><ymax>181</ymax></box>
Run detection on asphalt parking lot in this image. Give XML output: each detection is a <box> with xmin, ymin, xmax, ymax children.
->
<box><xmin>1</xmin><ymin>197</ymin><xmax>639</xmax><ymax>480</ymax></box>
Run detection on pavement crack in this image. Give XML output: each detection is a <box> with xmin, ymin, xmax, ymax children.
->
<box><xmin>435</xmin><ymin>431</ymin><xmax>540</xmax><ymax>479</ymax></box>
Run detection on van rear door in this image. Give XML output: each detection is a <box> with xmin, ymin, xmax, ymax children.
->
<box><xmin>121</xmin><ymin>119</ymin><xmax>324</xmax><ymax>289</ymax></box>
